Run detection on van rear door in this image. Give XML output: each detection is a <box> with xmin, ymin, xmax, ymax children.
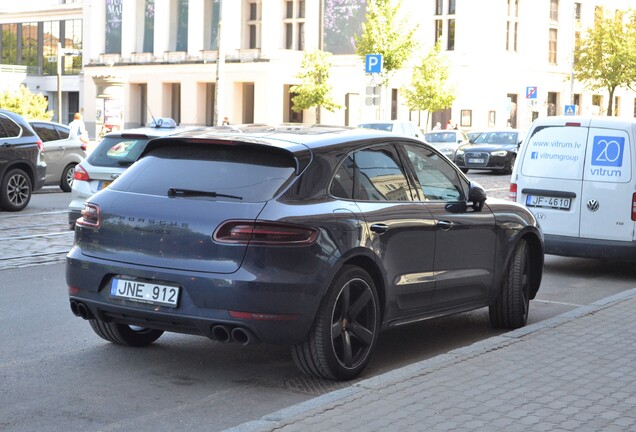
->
<box><xmin>580</xmin><ymin>128</ymin><xmax>634</xmax><ymax>241</ymax></box>
<box><xmin>518</xmin><ymin>125</ymin><xmax>588</xmax><ymax>237</ymax></box>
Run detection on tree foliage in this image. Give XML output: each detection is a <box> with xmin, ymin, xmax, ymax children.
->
<box><xmin>290</xmin><ymin>49</ymin><xmax>342</xmax><ymax>123</ymax></box>
<box><xmin>402</xmin><ymin>42</ymin><xmax>456</xmax><ymax>129</ymax></box>
<box><xmin>0</xmin><ymin>85</ymin><xmax>53</xmax><ymax>120</ymax></box>
<box><xmin>354</xmin><ymin>0</ymin><xmax>418</xmax><ymax>84</ymax></box>
<box><xmin>574</xmin><ymin>8</ymin><xmax>636</xmax><ymax>116</ymax></box>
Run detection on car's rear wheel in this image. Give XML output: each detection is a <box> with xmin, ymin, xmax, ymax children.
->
<box><xmin>60</xmin><ymin>163</ymin><xmax>77</xmax><ymax>192</ymax></box>
<box><xmin>292</xmin><ymin>265</ymin><xmax>380</xmax><ymax>380</ymax></box>
<box><xmin>0</xmin><ymin>168</ymin><xmax>32</xmax><ymax>211</ymax></box>
<box><xmin>89</xmin><ymin>319</ymin><xmax>164</xmax><ymax>347</ymax></box>
<box><xmin>489</xmin><ymin>239</ymin><xmax>530</xmax><ymax>329</ymax></box>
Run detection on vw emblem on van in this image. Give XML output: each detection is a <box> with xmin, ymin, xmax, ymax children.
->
<box><xmin>587</xmin><ymin>199</ymin><xmax>600</xmax><ymax>212</ymax></box>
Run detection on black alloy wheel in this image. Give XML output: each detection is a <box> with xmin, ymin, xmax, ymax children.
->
<box><xmin>292</xmin><ymin>265</ymin><xmax>380</xmax><ymax>380</ymax></box>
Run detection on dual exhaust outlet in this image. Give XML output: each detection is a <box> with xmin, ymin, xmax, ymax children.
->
<box><xmin>69</xmin><ymin>300</ymin><xmax>257</xmax><ymax>345</ymax></box>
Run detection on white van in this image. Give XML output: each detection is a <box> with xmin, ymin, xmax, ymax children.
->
<box><xmin>511</xmin><ymin>115</ymin><xmax>635</xmax><ymax>260</ymax></box>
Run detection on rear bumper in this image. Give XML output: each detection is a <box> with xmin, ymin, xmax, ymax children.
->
<box><xmin>545</xmin><ymin>234</ymin><xmax>636</xmax><ymax>261</ymax></box>
<box><xmin>65</xmin><ymin>245</ymin><xmax>330</xmax><ymax>345</ymax></box>
<box><xmin>34</xmin><ymin>164</ymin><xmax>46</xmax><ymax>191</ymax></box>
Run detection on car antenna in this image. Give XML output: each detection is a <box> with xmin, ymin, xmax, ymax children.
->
<box><xmin>146</xmin><ymin>101</ymin><xmax>160</xmax><ymax>128</ymax></box>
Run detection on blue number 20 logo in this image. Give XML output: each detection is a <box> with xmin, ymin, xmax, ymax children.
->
<box><xmin>591</xmin><ymin>136</ymin><xmax>624</xmax><ymax>167</ymax></box>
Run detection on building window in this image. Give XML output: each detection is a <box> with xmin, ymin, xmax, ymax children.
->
<box><xmin>460</xmin><ymin>110</ymin><xmax>472</xmax><ymax>127</ymax></box>
<box><xmin>105</xmin><ymin>0</ymin><xmax>123</xmax><ymax>54</ymax></box>
<box><xmin>43</xmin><ymin>21</ymin><xmax>60</xmax><ymax>75</ymax></box>
<box><xmin>434</xmin><ymin>20</ymin><xmax>443</xmax><ymax>44</ymax></box>
<box><xmin>550</xmin><ymin>0</ymin><xmax>559</xmax><ymax>22</ymax></box>
<box><xmin>614</xmin><ymin>96</ymin><xmax>621</xmax><ymax>117</ymax></box>
<box><xmin>1</xmin><ymin>24</ymin><xmax>18</xmax><ymax>65</ymax></box>
<box><xmin>447</xmin><ymin>19</ymin><xmax>455</xmax><ymax>51</ymax></box>
<box><xmin>633</xmin><ymin>98</ymin><xmax>636</xmax><ymax>118</ymax></box>
<box><xmin>506</xmin><ymin>0</ymin><xmax>518</xmax><ymax>52</ymax></box>
<box><xmin>488</xmin><ymin>111</ymin><xmax>496</xmax><ymax>127</ymax></box>
<box><xmin>283</xmin><ymin>0</ymin><xmax>303</xmax><ymax>50</ymax></box>
<box><xmin>21</xmin><ymin>23</ymin><xmax>39</xmax><ymax>70</ymax></box>
<box><xmin>448</xmin><ymin>0</ymin><xmax>456</xmax><ymax>14</ymax></box>
<box><xmin>548</xmin><ymin>28</ymin><xmax>557</xmax><ymax>64</ymax></box>
<box><xmin>547</xmin><ymin>92</ymin><xmax>558</xmax><ymax>116</ymax></box>
<box><xmin>204</xmin><ymin>0</ymin><xmax>221</xmax><ymax>51</ymax></box>
<box><xmin>435</xmin><ymin>0</ymin><xmax>443</xmax><ymax>15</ymax></box>
<box><xmin>574</xmin><ymin>2</ymin><xmax>581</xmax><ymax>24</ymax></box>
<box><xmin>176</xmin><ymin>0</ymin><xmax>188</xmax><ymax>51</ymax></box>
<box><xmin>246</xmin><ymin>1</ymin><xmax>261</xmax><ymax>49</ymax></box>
<box><xmin>63</xmin><ymin>19</ymin><xmax>82</xmax><ymax>74</ymax></box>
<box><xmin>143</xmin><ymin>0</ymin><xmax>155</xmax><ymax>53</ymax></box>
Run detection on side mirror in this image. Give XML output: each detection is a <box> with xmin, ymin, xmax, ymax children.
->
<box><xmin>468</xmin><ymin>181</ymin><xmax>487</xmax><ymax>211</ymax></box>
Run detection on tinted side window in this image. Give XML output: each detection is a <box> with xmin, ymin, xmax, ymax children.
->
<box><xmin>0</xmin><ymin>115</ymin><xmax>21</xmax><ymax>138</ymax></box>
<box><xmin>330</xmin><ymin>154</ymin><xmax>355</xmax><ymax>200</ymax></box>
<box><xmin>353</xmin><ymin>145</ymin><xmax>417</xmax><ymax>202</ymax></box>
<box><xmin>32</xmin><ymin>123</ymin><xmax>60</xmax><ymax>142</ymax></box>
<box><xmin>55</xmin><ymin>125</ymin><xmax>70</xmax><ymax>139</ymax></box>
<box><xmin>403</xmin><ymin>144</ymin><xmax>465</xmax><ymax>201</ymax></box>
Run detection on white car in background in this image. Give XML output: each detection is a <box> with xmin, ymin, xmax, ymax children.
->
<box><xmin>357</xmin><ymin>120</ymin><xmax>423</xmax><ymax>140</ymax></box>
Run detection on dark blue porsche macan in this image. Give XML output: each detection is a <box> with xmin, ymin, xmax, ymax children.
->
<box><xmin>66</xmin><ymin>125</ymin><xmax>544</xmax><ymax>380</ymax></box>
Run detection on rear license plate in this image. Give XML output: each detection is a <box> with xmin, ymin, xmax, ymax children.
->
<box><xmin>97</xmin><ymin>180</ymin><xmax>112</xmax><ymax>191</ymax></box>
<box><xmin>468</xmin><ymin>158</ymin><xmax>485</xmax><ymax>164</ymax></box>
<box><xmin>526</xmin><ymin>195</ymin><xmax>571</xmax><ymax>210</ymax></box>
<box><xmin>110</xmin><ymin>278</ymin><xmax>180</xmax><ymax>308</ymax></box>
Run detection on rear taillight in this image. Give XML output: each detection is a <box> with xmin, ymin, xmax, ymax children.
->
<box><xmin>632</xmin><ymin>193</ymin><xmax>636</xmax><ymax>221</ymax></box>
<box><xmin>509</xmin><ymin>183</ymin><xmax>518</xmax><ymax>202</ymax></box>
<box><xmin>80</xmin><ymin>143</ymin><xmax>88</xmax><ymax>151</ymax></box>
<box><xmin>214</xmin><ymin>221</ymin><xmax>318</xmax><ymax>245</ymax></box>
<box><xmin>76</xmin><ymin>203</ymin><xmax>101</xmax><ymax>228</ymax></box>
<box><xmin>73</xmin><ymin>164</ymin><xmax>90</xmax><ymax>181</ymax></box>
<box><xmin>36</xmin><ymin>139</ymin><xmax>44</xmax><ymax>152</ymax></box>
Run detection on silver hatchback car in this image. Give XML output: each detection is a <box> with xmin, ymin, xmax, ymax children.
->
<box><xmin>29</xmin><ymin>121</ymin><xmax>87</xmax><ymax>192</ymax></box>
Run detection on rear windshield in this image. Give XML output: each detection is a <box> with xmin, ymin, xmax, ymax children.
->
<box><xmin>474</xmin><ymin>131</ymin><xmax>518</xmax><ymax>145</ymax></box>
<box><xmin>424</xmin><ymin>132</ymin><xmax>456</xmax><ymax>143</ymax></box>
<box><xmin>111</xmin><ymin>144</ymin><xmax>297</xmax><ymax>202</ymax></box>
<box><xmin>87</xmin><ymin>136</ymin><xmax>152</xmax><ymax>167</ymax></box>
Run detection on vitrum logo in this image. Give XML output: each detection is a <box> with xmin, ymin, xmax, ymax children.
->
<box><xmin>591</xmin><ymin>136</ymin><xmax>624</xmax><ymax>167</ymax></box>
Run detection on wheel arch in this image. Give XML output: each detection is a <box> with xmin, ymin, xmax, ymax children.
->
<box><xmin>2</xmin><ymin>161</ymin><xmax>36</xmax><ymax>186</ymax></box>
<box><xmin>341</xmin><ymin>254</ymin><xmax>386</xmax><ymax>320</ymax></box>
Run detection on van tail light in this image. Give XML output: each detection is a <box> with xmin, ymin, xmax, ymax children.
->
<box><xmin>214</xmin><ymin>221</ymin><xmax>318</xmax><ymax>245</ymax></box>
<box><xmin>76</xmin><ymin>203</ymin><xmax>101</xmax><ymax>228</ymax></box>
<box><xmin>36</xmin><ymin>139</ymin><xmax>44</xmax><ymax>152</ymax></box>
<box><xmin>509</xmin><ymin>183</ymin><xmax>518</xmax><ymax>202</ymax></box>
<box><xmin>80</xmin><ymin>143</ymin><xmax>88</xmax><ymax>151</ymax></box>
<box><xmin>632</xmin><ymin>194</ymin><xmax>636</xmax><ymax>221</ymax></box>
<box><xmin>73</xmin><ymin>164</ymin><xmax>90</xmax><ymax>181</ymax></box>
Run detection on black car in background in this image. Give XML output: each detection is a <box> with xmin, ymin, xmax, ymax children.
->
<box><xmin>454</xmin><ymin>130</ymin><xmax>525</xmax><ymax>174</ymax></box>
<box><xmin>0</xmin><ymin>109</ymin><xmax>46</xmax><ymax>211</ymax></box>
<box><xmin>66</xmin><ymin>125</ymin><xmax>544</xmax><ymax>380</ymax></box>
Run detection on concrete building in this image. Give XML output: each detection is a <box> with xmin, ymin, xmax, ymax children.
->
<box><xmin>2</xmin><ymin>0</ymin><xmax>635</xmax><ymax>137</ymax></box>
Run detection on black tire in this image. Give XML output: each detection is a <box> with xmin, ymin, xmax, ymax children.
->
<box><xmin>291</xmin><ymin>265</ymin><xmax>380</xmax><ymax>380</ymax></box>
<box><xmin>489</xmin><ymin>239</ymin><xmax>531</xmax><ymax>329</ymax></box>
<box><xmin>505</xmin><ymin>155</ymin><xmax>516</xmax><ymax>175</ymax></box>
<box><xmin>60</xmin><ymin>163</ymin><xmax>76</xmax><ymax>192</ymax></box>
<box><xmin>0</xmin><ymin>168</ymin><xmax>32</xmax><ymax>211</ymax></box>
<box><xmin>89</xmin><ymin>319</ymin><xmax>164</xmax><ymax>347</ymax></box>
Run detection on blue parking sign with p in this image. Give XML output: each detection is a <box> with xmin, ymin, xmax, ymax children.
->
<box><xmin>365</xmin><ymin>54</ymin><xmax>383</xmax><ymax>74</ymax></box>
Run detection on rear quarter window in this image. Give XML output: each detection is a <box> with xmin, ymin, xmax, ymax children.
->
<box><xmin>87</xmin><ymin>137</ymin><xmax>151</xmax><ymax>167</ymax></box>
<box><xmin>111</xmin><ymin>144</ymin><xmax>297</xmax><ymax>203</ymax></box>
<box><xmin>521</xmin><ymin>126</ymin><xmax>587</xmax><ymax>180</ymax></box>
<box><xmin>0</xmin><ymin>115</ymin><xmax>21</xmax><ymax>138</ymax></box>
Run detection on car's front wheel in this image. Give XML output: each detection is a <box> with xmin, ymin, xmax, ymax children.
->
<box><xmin>489</xmin><ymin>239</ymin><xmax>531</xmax><ymax>329</ymax></box>
<box><xmin>0</xmin><ymin>168</ymin><xmax>32</xmax><ymax>211</ymax></box>
<box><xmin>292</xmin><ymin>265</ymin><xmax>380</xmax><ymax>380</ymax></box>
<box><xmin>89</xmin><ymin>319</ymin><xmax>164</xmax><ymax>347</ymax></box>
<box><xmin>60</xmin><ymin>163</ymin><xmax>77</xmax><ymax>192</ymax></box>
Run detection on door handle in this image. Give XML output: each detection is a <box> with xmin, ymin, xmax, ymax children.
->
<box><xmin>370</xmin><ymin>223</ymin><xmax>389</xmax><ymax>234</ymax></box>
<box><xmin>437</xmin><ymin>220</ymin><xmax>454</xmax><ymax>231</ymax></box>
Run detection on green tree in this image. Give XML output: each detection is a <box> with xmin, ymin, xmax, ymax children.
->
<box><xmin>0</xmin><ymin>85</ymin><xmax>54</xmax><ymax>120</ymax></box>
<box><xmin>354</xmin><ymin>0</ymin><xmax>418</xmax><ymax>84</ymax></box>
<box><xmin>574</xmin><ymin>8</ymin><xmax>636</xmax><ymax>116</ymax></box>
<box><xmin>402</xmin><ymin>42</ymin><xmax>456</xmax><ymax>131</ymax></box>
<box><xmin>290</xmin><ymin>49</ymin><xmax>342</xmax><ymax>124</ymax></box>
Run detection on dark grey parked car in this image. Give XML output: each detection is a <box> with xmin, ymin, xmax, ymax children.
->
<box><xmin>0</xmin><ymin>109</ymin><xmax>46</xmax><ymax>211</ymax></box>
<box><xmin>66</xmin><ymin>125</ymin><xmax>544</xmax><ymax>380</ymax></box>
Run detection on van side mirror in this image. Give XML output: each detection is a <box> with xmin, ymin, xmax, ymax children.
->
<box><xmin>468</xmin><ymin>182</ymin><xmax>487</xmax><ymax>211</ymax></box>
